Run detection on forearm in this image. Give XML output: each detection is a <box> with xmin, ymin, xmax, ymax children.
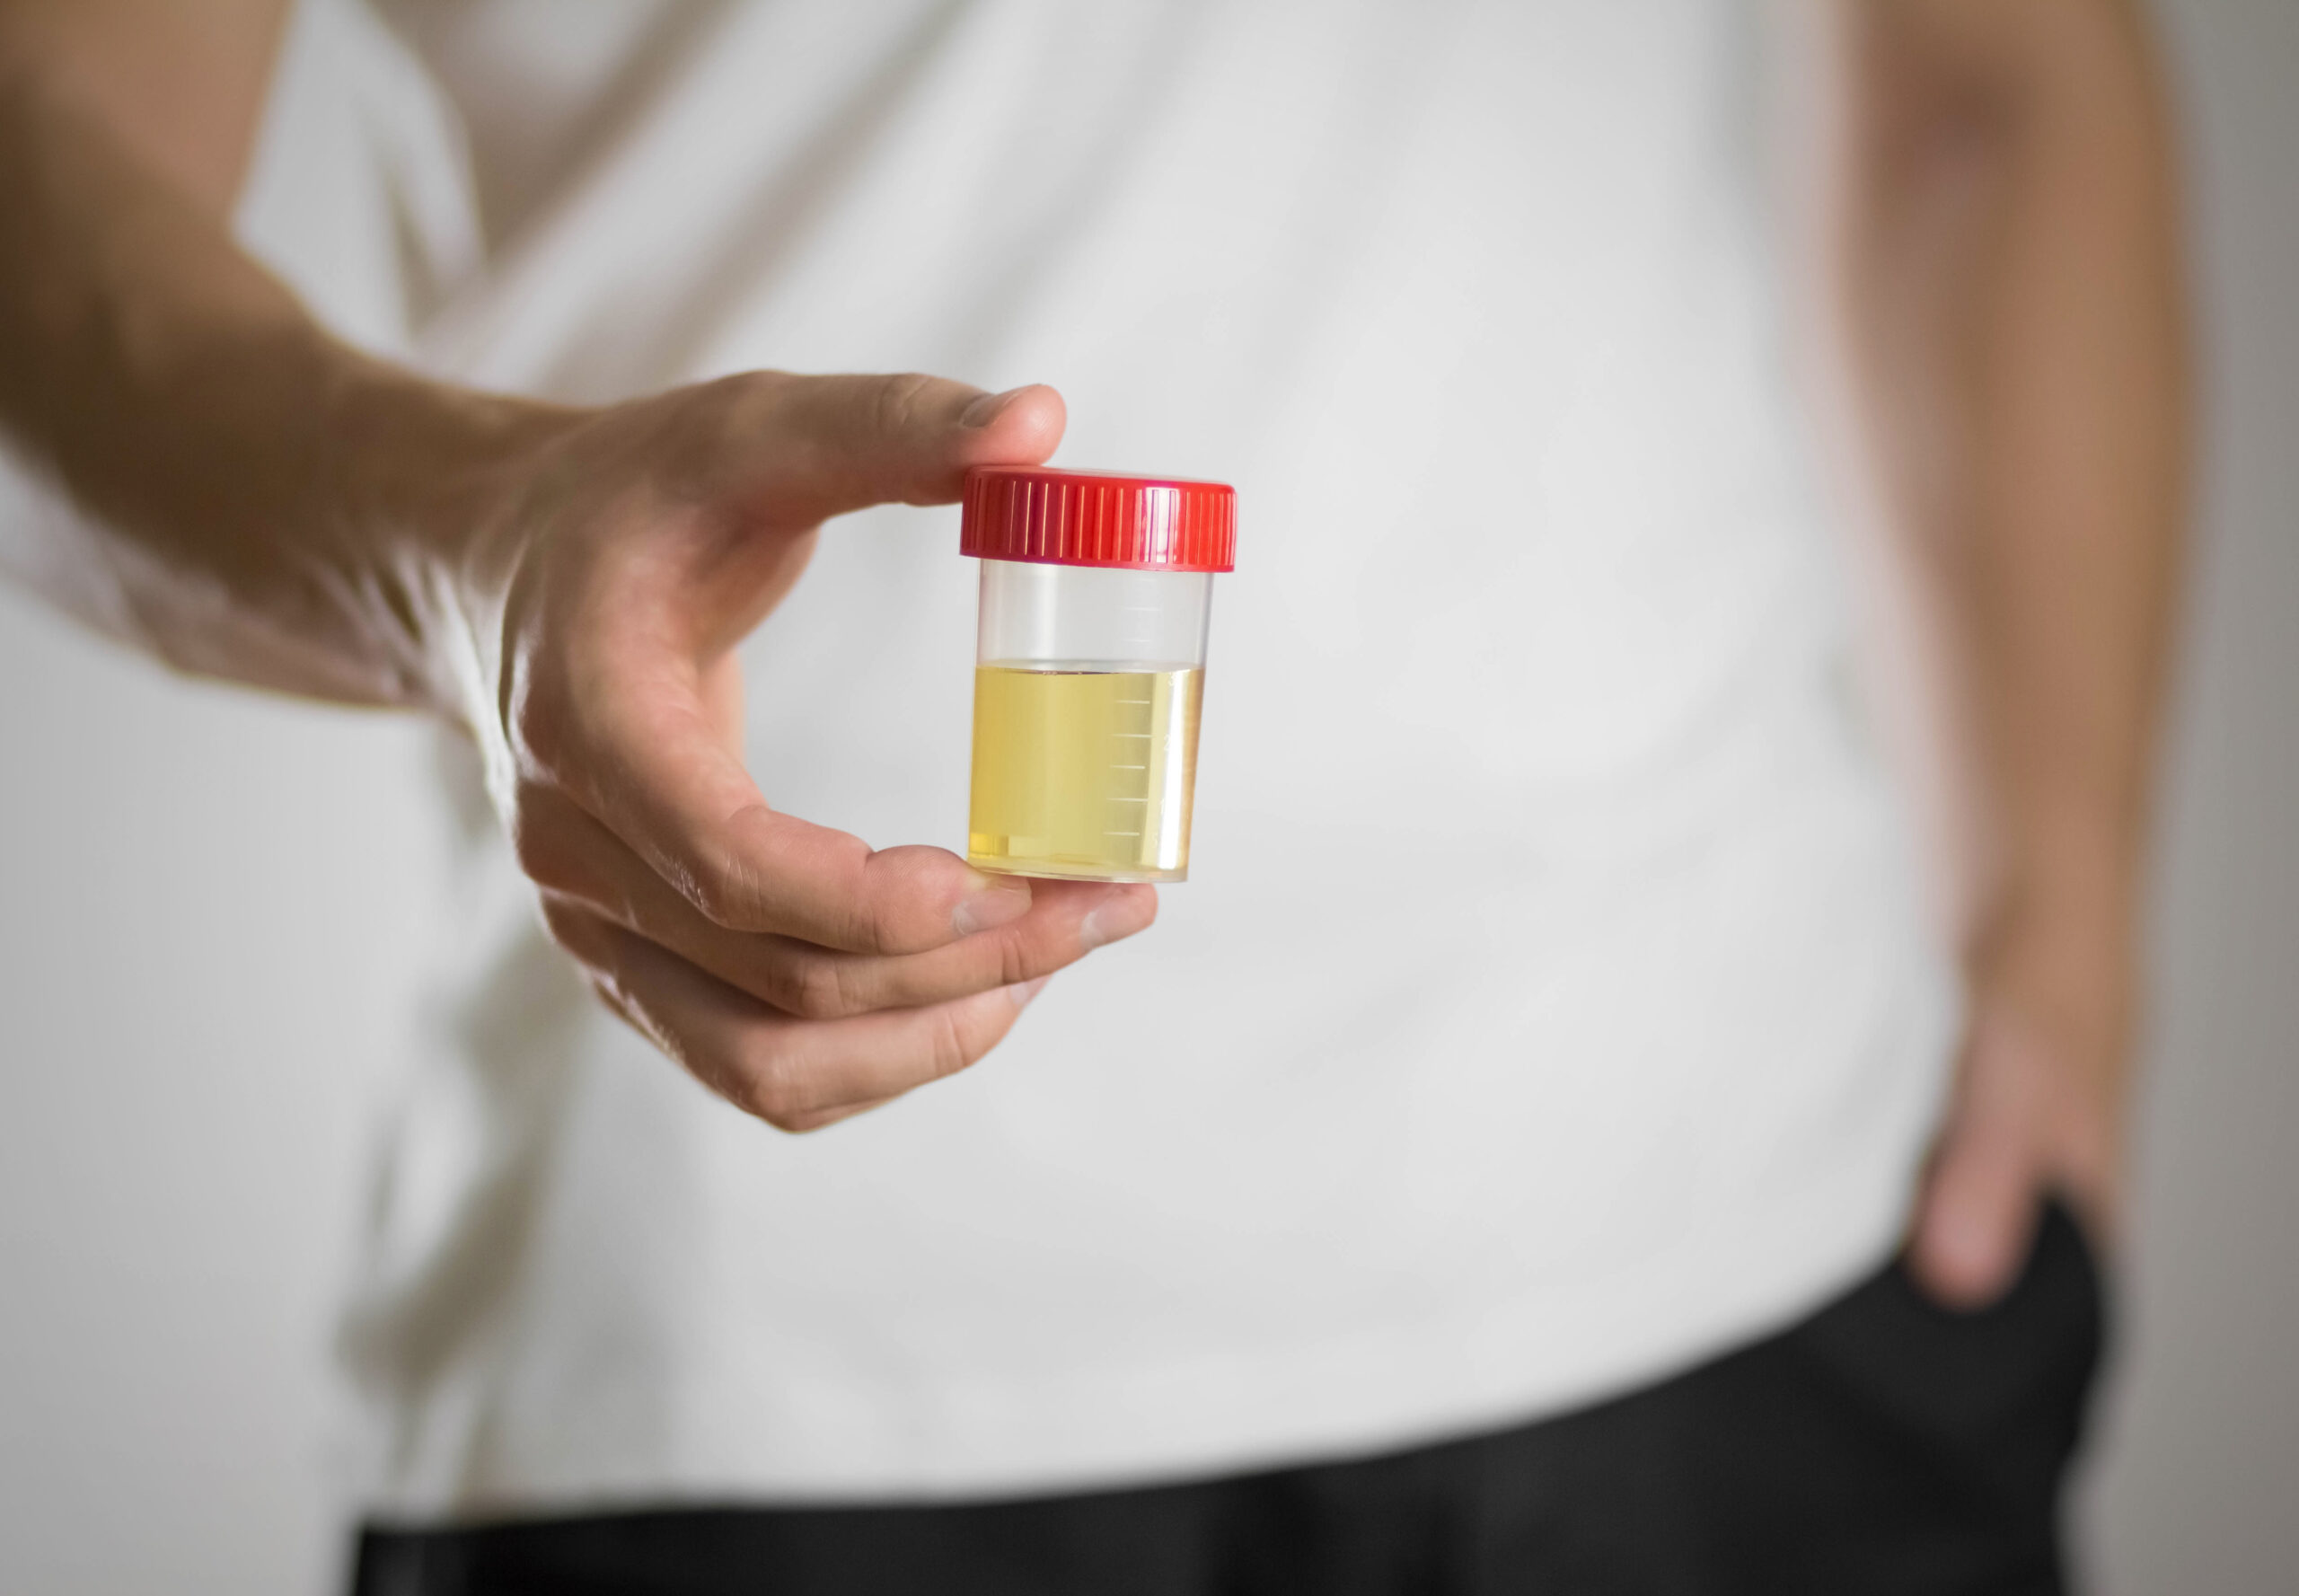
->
<box><xmin>1961</xmin><ymin>4</ymin><xmax>2187</xmax><ymax>973</ymax></box>
<box><xmin>1841</xmin><ymin>0</ymin><xmax>2189</xmax><ymax>993</ymax></box>
<box><xmin>0</xmin><ymin>45</ymin><xmax>560</xmax><ymax>711</ymax></box>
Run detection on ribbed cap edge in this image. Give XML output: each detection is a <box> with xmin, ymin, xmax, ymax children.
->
<box><xmin>960</xmin><ymin>466</ymin><xmax>1236</xmax><ymax>571</ymax></box>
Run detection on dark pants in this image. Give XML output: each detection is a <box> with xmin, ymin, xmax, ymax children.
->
<box><xmin>354</xmin><ymin>1204</ymin><xmax>2104</xmax><ymax>1596</ymax></box>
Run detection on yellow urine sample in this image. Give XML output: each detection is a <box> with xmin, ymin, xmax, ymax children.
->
<box><xmin>968</xmin><ymin>664</ymin><xmax>1203</xmax><ymax>883</ymax></box>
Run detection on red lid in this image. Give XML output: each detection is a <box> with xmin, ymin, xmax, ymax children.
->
<box><xmin>961</xmin><ymin>466</ymin><xmax>1236</xmax><ymax>572</ymax></box>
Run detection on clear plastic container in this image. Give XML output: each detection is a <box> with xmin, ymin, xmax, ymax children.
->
<box><xmin>960</xmin><ymin>467</ymin><xmax>1237</xmax><ymax>884</ymax></box>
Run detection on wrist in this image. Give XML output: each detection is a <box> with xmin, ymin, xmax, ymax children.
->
<box><xmin>1965</xmin><ymin>871</ymin><xmax>2139</xmax><ymax>1085</ymax></box>
<box><xmin>313</xmin><ymin>354</ymin><xmax>585</xmax><ymax>726</ymax></box>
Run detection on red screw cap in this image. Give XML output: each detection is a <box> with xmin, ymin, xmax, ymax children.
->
<box><xmin>960</xmin><ymin>466</ymin><xmax>1236</xmax><ymax>573</ymax></box>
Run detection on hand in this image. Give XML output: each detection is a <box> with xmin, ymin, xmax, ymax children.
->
<box><xmin>449</xmin><ymin>371</ymin><xmax>1158</xmax><ymax>1131</ymax></box>
<box><xmin>1908</xmin><ymin>911</ymin><xmax>2132</xmax><ymax>1306</ymax></box>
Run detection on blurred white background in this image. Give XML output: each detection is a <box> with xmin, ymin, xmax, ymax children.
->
<box><xmin>0</xmin><ymin>2</ymin><xmax>2291</xmax><ymax>1591</ymax></box>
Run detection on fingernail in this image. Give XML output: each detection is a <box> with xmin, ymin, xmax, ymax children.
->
<box><xmin>952</xmin><ymin>880</ymin><xmax>1032</xmax><ymax>938</ymax></box>
<box><xmin>1079</xmin><ymin>888</ymin><xmax>1156</xmax><ymax>952</ymax></box>
<box><xmin>1008</xmin><ymin>976</ymin><xmax>1051</xmax><ymax>1010</ymax></box>
<box><xmin>960</xmin><ymin>386</ymin><xmax>1028</xmax><ymax>428</ymax></box>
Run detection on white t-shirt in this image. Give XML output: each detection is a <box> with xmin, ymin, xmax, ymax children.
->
<box><xmin>246</xmin><ymin>0</ymin><xmax>1957</xmax><ymax>1517</ymax></box>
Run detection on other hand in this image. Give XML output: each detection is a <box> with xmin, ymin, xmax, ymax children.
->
<box><xmin>1909</xmin><ymin>910</ymin><xmax>2132</xmax><ymax>1306</ymax></box>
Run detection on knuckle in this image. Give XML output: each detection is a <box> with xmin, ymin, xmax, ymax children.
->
<box><xmin>927</xmin><ymin>1006</ymin><xmax>986</xmax><ymax>1083</ymax></box>
<box><xmin>739</xmin><ymin>1049</ymin><xmax>811</xmax><ymax>1132</ymax></box>
<box><xmin>759</xmin><ymin>951</ymin><xmax>855</xmax><ymax>1021</ymax></box>
<box><xmin>535</xmin><ymin>893</ymin><xmax>587</xmax><ymax>950</ymax></box>
<box><xmin>805</xmin><ymin>957</ymin><xmax>867</xmax><ymax>1020</ymax></box>
<box><xmin>995</xmin><ymin>930</ymin><xmax>1043</xmax><ymax>989</ymax></box>
<box><xmin>715</xmin><ymin>367</ymin><xmax>792</xmax><ymax>418</ymax></box>
<box><xmin>852</xmin><ymin>892</ymin><xmax>904</xmax><ymax>958</ymax></box>
<box><xmin>850</xmin><ymin>846</ymin><xmax>940</xmax><ymax>956</ymax></box>
<box><xmin>869</xmin><ymin>372</ymin><xmax>938</xmax><ymax>440</ymax></box>
<box><xmin>683</xmin><ymin>848</ymin><xmax>766</xmax><ymax>931</ymax></box>
<box><xmin>508</xmin><ymin>791</ymin><xmax>576</xmax><ymax>891</ymax></box>
<box><xmin>692</xmin><ymin>373</ymin><xmax>782</xmax><ymax>464</ymax></box>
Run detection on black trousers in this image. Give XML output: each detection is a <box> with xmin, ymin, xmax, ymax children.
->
<box><xmin>353</xmin><ymin>1204</ymin><xmax>2103</xmax><ymax>1596</ymax></box>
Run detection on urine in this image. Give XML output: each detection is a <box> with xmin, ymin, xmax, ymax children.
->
<box><xmin>968</xmin><ymin>663</ymin><xmax>1203</xmax><ymax>882</ymax></box>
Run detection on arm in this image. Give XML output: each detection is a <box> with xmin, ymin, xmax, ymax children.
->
<box><xmin>0</xmin><ymin>2</ymin><xmax>1154</xmax><ymax>1130</ymax></box>
<box><xmin>0</xmin><ymin>0</ymin><xmax>548</xmax><ymax>704</ymax></box>
<box><xmin>1831</xmin><ymin>0</ymin><xmax>2190</xmax><ymax>1301</ymax></box>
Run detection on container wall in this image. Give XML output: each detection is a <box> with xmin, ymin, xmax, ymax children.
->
<box><xmin>976</xmin><ymin>560</ymin><xmax>1212</xmax><ymax>669</ymax></box>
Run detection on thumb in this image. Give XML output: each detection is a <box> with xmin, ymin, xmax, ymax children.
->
<box><xmin>1909</xmin><ymin>1027</ymin><xmax>2048</xmax><ymax>1309</ymax></box>
<box><xmin>1912</xmin><ymin>1122</ymin><xmax>2039</xmax><ymax>1309</ymax></box>
<box><xmin>751</xmin><ymin>373</ymin><xmax>1065</xmax><ymax>531</ymax></box>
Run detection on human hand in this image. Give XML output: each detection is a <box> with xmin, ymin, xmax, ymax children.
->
<box><xmin>1908</xmin><ymin>910</ymin><xmax>2132</xmax><ymax>1306</ymax></box>
<box><xmin>449</xmin><ymin>372</ymin><xmax>1157</xmax><ymax>1131</ymax></box>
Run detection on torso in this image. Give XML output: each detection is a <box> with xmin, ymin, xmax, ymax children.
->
<box><xmin>289</xmin><ymin>0</ymin><xmax>1955</xmax><ymax>1512</ymax></box>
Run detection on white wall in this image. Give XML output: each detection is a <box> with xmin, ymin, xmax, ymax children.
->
<box><xmin>2079</xmin><ymin>2</ymin><xmax>2299</xmax><ymax>1591</ymax></box>
<box><xmin>0</xmin><ymin>4</ymin><xmax>2292</xmax><ymax>1592</ymax></box>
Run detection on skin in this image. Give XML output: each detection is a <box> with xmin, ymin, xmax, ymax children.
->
<box><xmin>0</xmin><ymin>3</ymin><xmax>2186</xmax><ymax>1298</ymax></box>
<box><xmin>1821</xmin><ymin>0</ymin><xmax>2189</xmax><ymax>1305</ymax></box>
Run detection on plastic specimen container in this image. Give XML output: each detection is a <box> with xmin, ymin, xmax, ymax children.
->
<box><xmin>960</xmin><ymin>465</ymin><xmax>1238</xmax><ymax>883</ymax></box>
